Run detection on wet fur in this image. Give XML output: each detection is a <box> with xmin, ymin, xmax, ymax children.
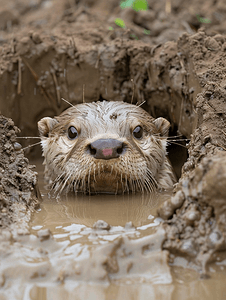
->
<box><xmin>38</xmin><ymin>101</ymin><xmax>176</xmax><ymax>194</ymax></box>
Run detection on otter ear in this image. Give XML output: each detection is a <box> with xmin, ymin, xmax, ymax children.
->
<box><xmin>38</xmin><ymin>117</ymin><xmax>58</xmax><ymax>138</ymax></box>
<box><xmin>153</xmin><ymin>117</ymin><xmax>170</xmax><ymax>137</ymax></box>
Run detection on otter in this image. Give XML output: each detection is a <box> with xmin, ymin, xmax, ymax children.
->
<box><xmin>38</xmin><ymin>101</ymin><xmax>176</xmax><ymax>194</ymax></box>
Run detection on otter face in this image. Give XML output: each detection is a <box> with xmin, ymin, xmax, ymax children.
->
<box><xmin>38</xmin><ymin>101</ymin><xmax>176</xmax><ymax>194</ymax></box>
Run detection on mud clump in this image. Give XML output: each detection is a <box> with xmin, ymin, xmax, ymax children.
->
<box><xmin>0</xmin><ymin>115</ymin><xmax>40</xmax><ymax>232</ymax></box>
<box><xmin>159</xmin><ymin>155</ymin><xmax>226</xmax><ymax>270</ymax></box>
<box><xmin>157</xmin><ymin>30</ymin><xmax>226</xmax><ymax>269</ymax></box>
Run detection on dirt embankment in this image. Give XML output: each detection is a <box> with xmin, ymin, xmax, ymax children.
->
<box><xmin>158</xmin><ymin>31</ymin><xmax>226</xmax><ymax>269</ymax></box>
<box><xmin>0</xmin><ymin>115</ymin><xmax>40</xmax><ymax>233</ymax></box>
<box><xmin>0</xmin><ymin>0</ymin><xmax>226</xmax><ymax>271</ymax></box>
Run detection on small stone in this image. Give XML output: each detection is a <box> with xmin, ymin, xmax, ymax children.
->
<box><xmin>181</xmin><ymin>240</ymin><xmax>197</xmax><ymax>256</ymax></box>
<box><xmin>184</xmin><ymin>209</ymin><xmax>200</xmax><ymax>226</ymax></box>
<box><xmin>171</xmin><ymin>191</ymin><xmax>185</xmax><ymax>209</ymax></box>
<box><xmin>20</xmin><ymin>37</ymin><xmax>30</xmax><ymax>44</ymax></box>
<box><xmin>32</xmin><ymin>32</ymin><xmax>42</xmax><ymax>44</ymax></box>
<box><xmin>125</xmin><ymin>221</ymin><xmax>135</xmax><ymax>229</ymax></box>
<box><xmin>14</xmin><ymin>142</ymin><xmax>22</xmax><ymax>151</ymax></box>
<box><xmin>209</xmin><ymin>231</ymin><xmax>221</xmax><ymax>244</ymax></box>
<box><xmin>37</xmin><ymin>229</ymin><xmax>51</xmax><ymax>241</ymax></box>
<box><xmin>205</xmin><ymin>37</ymin><xmax>220</xmax><ymax>51</ymax></box>
<box><xmin>93</xmin><ymin>220</ymin><xmax>111</xmax><ymax>231</ymax></box>
<box><xmin>158</xmin><ymin>200</ymin><xmax>174</xmax><ymax>220</ymax></box>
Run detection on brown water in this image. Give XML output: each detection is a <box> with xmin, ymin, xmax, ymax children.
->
<box><xmin>1</xmin><ymin>160</ymin><xmax>226</xmax><ymax>300</ymax></box>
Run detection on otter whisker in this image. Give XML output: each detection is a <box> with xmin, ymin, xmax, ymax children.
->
<box><xmin>124</xmin><ymin>157</ymin><xmax>130</xmax><ymax>193</ymax></box>
<box><xmin>115</xmin><ymin>180</ymin><xmax>118</xmax><ymax>195</ymax></box>
<box><xmin>120</xmin><ymin>173</ymin><xmax>125</xmax><ymax>194</ymax></box>
<box><xmin>61</xmin><ymin>97</ymin><xmax>74</xmax><ymax>108</ymax></box>
<box><xmin>83</xmin><ymin>84</ymin><xmax>85</xmax><ymax>103</ymax></box>
<box><xmin>82</xmin><ymin>174</ymin><xmax>86</xmax><ymax>193</ymax></box>
<box><xmin>110</xmin><ymin>164</ymin><xmax>114</xmax><ymax>175</ymax></box>
<box><xmin>124</xmin><ymin>173</ymin><xmax>129</xmax><ymax>194</ymax></box>
<box><xmin>130</xmin><ymin>156</ymin><xmax>138</xmax><ymax>192</ymax></box>
<box><xmin>57</xmin><ymin>171</ymin><xmax>70</xmax><ymax>193</ymax></box>
<box><xmin>146</xmin><ymin>169</ymin><xmax>158</xmax><ymax>188</ymax></box>
<box><xmin>143</xmin><ymin>172</ymin><xmax>153</xmax><ymax>193</ymax></box>
<box><xmin>134</xmin><ymin>174</ymin><xmax>141</xmax><ymax>192</ymax></box>
<box><xmin>141</xmin><ymin>178</ymin><xmax>148</xmax><ymax>193</ymax></box>
<box><xmin>131</xmin><ymin>178</ymin><xmax>135</xmax><ymax>193</ymax></box>
<box><xmin>61</xmin><ymin>97</ymin><xmax>83</xmax><ymax>114</ymax></box>
<box><xmin>142</xmin><ymin>174</ymin><xmax>150</xmax><ymax>193</ymax></box>
<box><xmin>138</xmin><ymin>178</ymin><xmax>144</xmax><ymax>193</ymax></box>
<box><xmin>152</xmin><ymin>134</ymin><xmax>183</xmax><ymax>139</ymax></box>
<box><xmin>73</xmin><ymin>169</ymin><xmax>82</xmax><ymax>192</ymax></box>
<box><xmin>130</xmin><ymin>78</ymin><xmax>135</xmax><ymax>104</ymax></box>
<box><xmin>52</xmin><ymin>173</ymin><xmax>67</xmax><ymax>196</ymax></box>
<box><xmin>22</xmin><ymin>141</ymin><xmax>42</xmax><ymax>150</ymax></box>
<box><xmin>128</xmin><ymin>162</ymin><xmax>136</xmax><ymax>193</ymax></box>
<box><xmin>167</xmin><ymin>141</ymin><xmax>188</xmax><ymax>148</ymax></box>
<box><xmin>80</xmin><ymin>177</ymin><xmax>83</xmax><ymax>193</ymax></box>
<box><xmin>97</xmin><ymin>163</ymin><xmax>101</xmax><ymax>178</ymax></box>
<box><xmin>50</xmin><ymin>172</ymin><xmax>65</xmax><ymax>192</ymax></box>
<box><xmin>73</xmin><ymin>178</ymin><xmax>79</xmax><ymax>193</ymax></box>
<box><xmin>59</xmin><ymin>172</ymin><xmax>72</xmax><ymax>194</ymax></box>
<box><xmin>88</xmin><ymin>168</ymin><xmax>91</xmax><ymax>195</ymax></box>
<box><xmin>16</xmin><ymin>136</ymin><xmax>41</xmax><ymax>139</ymax></box>
<box><xmin>167</xmin><ymin>139</ymin><xmax>190</xmax><ymax>142</ymax></box>
<box><xmin>144</xmin><ymin>176</ymin><xmax>154</xmax><ymax>193</ymax></box>
<box><xmin>136</xmin><ymin>100</ymin><xmax>146</xmax><ymax>107</ymax></box>
<box><xmin>141</xmin><ymin>178</ymin><xmax>145</xmax><ymax>193</ymax></box>
<box><xmin>93</xmin><ymin>168</ymin><xmax>96</xmax><ymax>183</ymax></box>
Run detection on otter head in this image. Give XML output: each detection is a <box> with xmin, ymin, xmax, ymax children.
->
<box><xmin>38</xmin><ymin>101</ymin><xmax>175</xmax><ymax>195</ymax></box>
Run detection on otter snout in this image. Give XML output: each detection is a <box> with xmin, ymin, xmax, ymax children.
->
<box><xmin>88</xmin><ymin>139</ymin><xmax>125</xmax><ymax>160</ymax></box>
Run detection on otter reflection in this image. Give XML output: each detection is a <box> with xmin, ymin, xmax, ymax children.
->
<box><xmin>32</xmin><ymin>192</ymin><xmax>171</xmax><ymax>229</ymax></box>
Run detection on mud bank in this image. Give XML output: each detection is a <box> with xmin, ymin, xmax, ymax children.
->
<box><xmin>0</xmin><ymin>0</ymin><xmax>226</xmax><ymax>295</ymax></box>
<box><xmin>0</xmin><ymin>115</ymin><xmax>40</xmax><ymax>232</ymax></box>
<box><xmin>158</xmin><ymin>31</ymin><xmax>226</xmax><ymax>269</ymax></box>
<box><xmin>2</xmin><ymin>0</ymin><xmax>226</xmax><ymax>138</ymax></box>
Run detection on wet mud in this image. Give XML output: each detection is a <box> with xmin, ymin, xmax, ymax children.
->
<box><xmin>1</xmin><ymin>161</ymin><xmax>226</xmax><ymax>299</ymax></box>
<box><xmin>0</xmin><ymin>115</ymin><xmax>40</xmax><ymax>231</ymax></box>
<box><xmin>1</xmin><ymin>0</ymin><xmax>226</xmax><ymax>299</ymax></box>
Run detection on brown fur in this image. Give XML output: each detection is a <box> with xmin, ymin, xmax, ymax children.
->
<box><xmin>38</xmin><ymin>101</ymin><xmax>176</xmax><ymax>194</ymax></box>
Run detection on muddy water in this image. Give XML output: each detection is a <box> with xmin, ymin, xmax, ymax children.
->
<box><xmin>1</xmin><ymin>160</ymin><xmax>226</xmax><ymax>300</ymax></box>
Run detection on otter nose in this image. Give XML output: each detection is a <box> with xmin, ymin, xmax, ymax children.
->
<box><xmin>89</xmin><ymin>139</ymin><xmax>124</xmax><ymax>160</ymax></box>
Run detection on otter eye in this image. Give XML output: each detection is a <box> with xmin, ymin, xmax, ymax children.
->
<box><xmin>68</xmin><ymin>126</ymin><xmax>78</xmax><ymax>140</ymax></box>
<box><xmin>133</xmin><ymin>126</ymin><xmax>143</xmax><ymax>139</ymax></box>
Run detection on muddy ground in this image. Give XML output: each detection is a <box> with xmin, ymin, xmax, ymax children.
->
<box><xmin>1</xmin><ymin>0</ymin><xmax>226</xmax><ymax>298</ymax></box>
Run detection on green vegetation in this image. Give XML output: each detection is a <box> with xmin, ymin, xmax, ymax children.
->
<box><xmin>115</xmin><ymin>18</ymin><xmax>126</xmax><ymax>28</ymax></box>
<box><xmin>120</xmin><ymin>0</ymin><xmax>148</xmax><ymax>12</ymax></box>
<box><xmin>132</xmin><ymin>0</ymin><xmax>148</xmax><ymax>12</ymax></box>
<box><xmin>144</xmin><ymin>29</ymin><xmax>150</xmax><ymax>35</ymax></box>
<box><xmin>120</xmin><ymin>0</ymin><xmax>134</xmax><ymax>9</ymax></box>
<box><xmin>196</xmin><ymin>15</ymin><xmax>211</xmax><ymax>24</ymax></box>
<box><xmin>130</xmin><ymin>34</ymin><xmax>139</xmax><ymax>40</ymax></box>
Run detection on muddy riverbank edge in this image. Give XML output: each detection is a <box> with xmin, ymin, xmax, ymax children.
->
<box><xmin>1</xmin><ymin>25</ymin><xmax>226</xmax><ymax>272</ymax></box>
<box><xmin>0</xmin><ymin>115</ymin><xmax>40</xmax><ymax>233</ymax></box>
